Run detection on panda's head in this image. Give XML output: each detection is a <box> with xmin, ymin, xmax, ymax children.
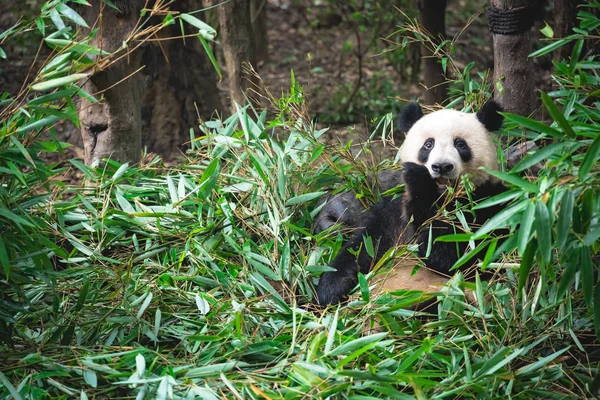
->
<box><xmin>398</xmin><ymin>101</ymin><xmax>503</xmax><ymax>186</ymax></box>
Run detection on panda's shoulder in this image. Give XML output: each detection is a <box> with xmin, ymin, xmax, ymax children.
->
<box><xmin>473</xmin><ymin>179</ymin><xmax>506</xmax><ymax>198</ymax></box>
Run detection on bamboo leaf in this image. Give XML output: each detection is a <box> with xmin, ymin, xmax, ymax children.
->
<box><xmin>579</xmin><ymin>135</ymin><xmax>600</xmax><ymax>181</ymax></box>
<box><xmin>529</xmin><ymin>37</ymin><xmax>575</xmax><ymax>57</ymax></box>
<box><xmin>16</xmin><ymin>115</ymin><xmax>60</xmax><ymax>133</ymax></box>
<box><xmin>485</xmin><ymin>169</ymin><xmax>539</xmax><ymax>193</ymax></box>
<box><xmin>111</xmin><ymin>163</ymin><xmax>129</xmax><ymax>182</ymax></box>
<box><xmin>137</xmin><ymin>292</ymin><xmax>153</xmax><ymax>319</ymax></box>
<box><xmin>557</xmin><ymin>249</ymin><xmax>578</xmax><ymax>299</ymax></box>
<box><xmin>199</xmin><ymin>158</ymin><xmax>220</xmax><ymax>197</ymax></box>
<box><xmin>31</xmin><ymin>73</ymin><xmax>88</xmax><ymax>91</ymax></box>
<box><xmin>324</xmin><ymin>308</ymin><xmax>339</xmax><ymax>354</ymax></box>
<box><xmin>502</xmin><ymin>112</ymin><xmax>563</xmax><ymax>138</ymax></box>
<box><xmin>518</xmin><ymin>200</ymin><xmax>535</xmax><ymax>255</ymax></box>
<box><xmin>535</xmin><ymin>200</ymin><xmax>552</xmax><ymax>265</ymax></box>
<box><xmin>358</xmin><ymin>272</ymin><xmax>369</xmax><ymax>302</ymax></box>
<box><xmin>473</xmin><ymin>201</ymin><xmax>527</xmax><ymax>240</ymax></box>
<box><xmin>57</xmin><ymin>3</ymin><xmax>89</xmax><ymax>27</ymax></box>
<box><xmin>0</xmin><ymin>371</ymin><xmax>23</xmax><ymax>400</ymax></box>
<box><xmin>512</xmin><ymin>142</ymin><xmax>579</xmax><ymax>173</ymax></box>
<box><xmin>518</xmin><ymin>240</ymin><xmax>538</xmax><ymax>294</ymax></box>
<box><xmin>198</xmin><ymin>36</ymin><xmax>222</xmax><ymax>80</ymax></box>
<box><xmin>0</xmin><ymin>234</ymin><xmax>10</xmax><ymax>280</ymax></box>
<box><xmin>472</xmin><ymin>189</ymin><xmax>522</xmax><ymax>210</ymax></box>
<box><xmin>286</xmin><ymin>191</ymin><xmax>327</xmax><ymax>206</ymax></box>
<box><xmin>9</xmin><ymin>136</ymin><xmax>35</xmax><ymax>167</ymax></box>
<box><xmin>516</xmin><ymin>347</ymin><xmax>570</xmax><ymax>375</ymax></box>
<box><xmin>329</xmin><ymin>332</ymin><xmax>388</xmax><ymax>357</ymax></box>
<box><xmin>557</xmin><ymin>190</ymin><xmax>574</xmax><ymax>251</ymax></box>
<box><xmin>540</xmin><ymin>92</ymin><xmax>576</xmax><ymax>138</ymax></box>
<box><xmin>179</xmin><ymin>13</ymin><xmax>216</xmax><ymax>40</ymax></box>
<box><xmin>581</xmin><ymin>246</ymin><xmax>593</xmax><ymax>307</ymax></box>
<box><xmin>0</xmin><ymin>208</ymin><xmax>35</xmax><ymax>228</ymax></box>
<box><xmin>583</xmin><ymin>226</ymin><xmax>600</xmax><ymax>247</ymax></box>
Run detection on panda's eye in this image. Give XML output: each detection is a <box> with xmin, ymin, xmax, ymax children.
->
<box><xmin>423</xmin><ymin>139</ymin><xmax>434</xmax><ymax>150</ymax></box>
<box><xmin>455</xmin><ymin>140</ymin><xmax>467</xmax><ymax>150</ymax></box>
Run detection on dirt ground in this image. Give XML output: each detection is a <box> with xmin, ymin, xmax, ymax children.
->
<box><xmin>0</xmin><ymin>1</ymin><xmax>553</xmax><ymax>162</ymax></box>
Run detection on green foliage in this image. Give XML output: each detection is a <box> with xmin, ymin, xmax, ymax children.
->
<box><xmin>1</xmin><ymin>2</ymin><xmax>600</xmax><ymax>399</ymax></box>
<box><xmin>491</xmin><ymin>8</ymin><xmax>600</xmax><ymax>329</ymax></box>
<box><xmin>442</xmin><ymin>0</ymin><xmax>600</xmax><ymax>369</ymax></box>
<box><xmin>0</xmin><ymin>0</ymin><xmax>220</xmax><ymax>338</ymax></box>
<box><xmin>2</xmin><ymin>98</ymin><xmax>592</xmax><ymax>399</ymax></box>
<box><xmin>323</xmin><ymin>71</ymin><xmax>403</xmax><ymax>123</ymax></box>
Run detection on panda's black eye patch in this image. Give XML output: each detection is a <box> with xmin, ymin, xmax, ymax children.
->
<box><xmin>454</xmin><ymin>138</ymin><xmax>472</xmax><ymax>162</ymax></box>
<box><xmin>418</xmin><ymin>138</ymin><xmax>434</xmax><ymax>163</ymax></box>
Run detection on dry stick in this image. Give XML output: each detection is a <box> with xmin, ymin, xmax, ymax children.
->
<box><xmin>92</xmin><ymin>65</ymin><xmax>147</xmax><ymax>97</ymax></box>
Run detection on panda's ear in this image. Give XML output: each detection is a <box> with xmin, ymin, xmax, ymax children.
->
<box><xmin>398</xmin><ymin>102</ymin><xmax>423</xmax><ymax>133</ymax></box>
<box><xmin>476</xmin><ymin>100</ymin><xmax>504</xmax><ymax>131</ymax></box>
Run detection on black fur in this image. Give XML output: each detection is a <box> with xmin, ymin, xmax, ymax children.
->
<box><xmin>418</xmin><ymin>138</ymin><xmax>434</xmax><ymax>163</ymax></box>
<box><xmin>316</xmin><ymin>162</ymin><xmax>507</xmax><ymax>305</ymax></box>
<box><xmin>476</xmin><ymin>101</ymin><xmax>504</xmax><ymax>132</ymax></box>
<box><xmin>398</xmin><ymin>102</ymin><xmax>424</xmax><ymax>133</ymax></box>
<box><xmin>316</xmin><ymin>196</ymin><xmax>406</xmax><ymax>305</ymax></box>
<box><xmin>313</xmin><ymin>170</ymin><xmax>404</xmax><ymax>234</ymax></box>
<box><xmin>454</xmin><ymin>138</ymin><xmax>472</xmax><ymax>162</ymax></box>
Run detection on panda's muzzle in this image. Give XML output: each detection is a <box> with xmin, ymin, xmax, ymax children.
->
<box><xmin>431</xmin><ymin>163</ymin><xmax>454</xmax><ymax>175</ymax></box>
<box><xmin>431</xmin><ymin>163</ymin><xmax>455</xmax><ymax>187</ymax></box>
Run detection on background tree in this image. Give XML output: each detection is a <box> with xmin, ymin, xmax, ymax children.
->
<box><xmin>218</xmin><ymin>0</ymin><xmax>258</xmax><ymax>110</ymax></box>
<box><xmin>553</xmin><ymin>0</ymin><xmax>582</xmax><ymax>63</ymax></box>
<box><xmin>418</xmin><ymin>0</ymin><xmax>448</xmax><ymax>105</ymax></box>
<box><xmin>141</xmin><ymin>1</ymin><xmax>223</xmax><ymax>158</ymax></box>
<box><xmin>77</xmin><ymin>1</ymin><xmax>223</xmax><ymax>163</ymax></box>
<box><xmin>488</xmin><ymin>0</ymin><xmax>536</xmax><ymax>116</ymax></box>
<box><xmin>77</xmin><ymin>0</ymin><xmax>145</xmax><ymax>165</ymax></box>
<box><xmin>252</xmin><ymin>0</ymin><xmax>269</xmax><ymax>64</ymax></box>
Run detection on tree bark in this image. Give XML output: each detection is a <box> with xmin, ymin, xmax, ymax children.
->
<box><xmin>140</xmin><ymin>2</ymin><xmax>223</xmax><ymax>158</ymax></box>
<box><xmin>418</xmin><ymin>0</ymin><xmax>447</xmax><ymax>105</ymax></box>
<box><xmin>218</xmin><ymin>0</ymin><xmax>258</xmax><ymax>111</ymax></box>
<box><xmin>78</xmin><ymin>1</ymin><xmax>145</xmax><ymax>165</ymax></box>
<box><xmin>251</xmin><ymin>0</ymin><xmax>269</xmax><ymax>64</ymax></box>
<box><xmin>489</xmin><ymin>0</ymin><xmax>536</xmax><ymax>116</ymax></box>
<box><xmin>553</xmin><ymin>0</ymin><xmax>582</xmax><ymax>63</ymax></box>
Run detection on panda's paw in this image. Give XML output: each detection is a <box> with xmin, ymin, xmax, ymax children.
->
<box><xmin>316</xmin><ymin>271</ymin><xmax>356</xmax><ymax>306</ymax></box>
<box><xmin>402</xmin><ymin>162</ymin><xmax>436</xmax><ymax>190</ymax></box>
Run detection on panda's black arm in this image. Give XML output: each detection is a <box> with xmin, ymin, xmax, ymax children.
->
<box><xmin>402</xmin><ymin>162</ymin><xmax>442</xmax><ymax>227</ymax></box>
<box><xmin>401</xmin><ymin>162</ymin><xmax>460</xmax><ymax>274</ymax></box>
<box><xmin>316</xmin><ymin>198</ymin><xmax>401</xmax><ymax>305</ymax></box>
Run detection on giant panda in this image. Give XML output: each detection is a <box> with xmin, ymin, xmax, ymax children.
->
<box><xmin>316</xmin><ymin>101</ymin><xmax>508</xmax><ymax>305</ymax></box>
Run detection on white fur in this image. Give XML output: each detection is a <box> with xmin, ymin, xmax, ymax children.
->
<box><xmin>400</xmin><ymin>109</ymin><xmax>499</xmax><ymax>186</ymax></box>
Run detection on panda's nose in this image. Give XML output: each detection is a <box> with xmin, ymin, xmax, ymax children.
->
<box><xmin>432</xmin><ymin>163</ymin><xmax>454</xmax><ymax>174</ymax></box>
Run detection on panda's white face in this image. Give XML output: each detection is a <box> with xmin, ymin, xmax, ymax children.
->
<box><xmin>400</xmin><ymin>109</ymin><xmax>499</xmax><ymax>186</ymax></box>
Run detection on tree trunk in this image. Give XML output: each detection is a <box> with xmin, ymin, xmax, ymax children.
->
<box><xmin>418</xmin><ymin>0</ymin><xmax>447</xmax><ymax>105</ymax></box>
<box><xmin>488</xmin><ymin>0</ymin><xmax>536</xmax><ymax>116</ymax></box>
<box><xmin>251</xmin><ymin>0</ymin><xmax>269</xmax><ymax>64</ymax></box>
<box><xmin>78</xmin><ymin>1</ymin><xmax>145</xmax><ymax>165</ymax></box>
<box><xmin>218</xmin><ymin>0</ymin><xmax>258</xmax><ymax>111</ymax></box>
<box><xmin>553</xmin><ymin>0</ymin><xmax>582</xmax><ymax>63</ymax></box>
<box><xmin>140</xmin><ymin>2</ymin><xmax>223</xmax><ymax>159</ymax></box>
